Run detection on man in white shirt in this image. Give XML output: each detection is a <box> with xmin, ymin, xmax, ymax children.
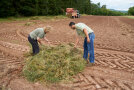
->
<box><xmin>69</xmin><ymin>22</ymin><xmax>95</xmax><ymax>65</ymax></box>
<box><xmin>28</xmin><ymin>26</ymin><xmax>51</xmax><ymax>55</ymax></box>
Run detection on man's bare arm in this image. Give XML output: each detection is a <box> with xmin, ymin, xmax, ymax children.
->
<box><xmin>37</xmin><ymin>37</ymin><xmax>42</xmax><ymax>45</ymax></box>
<box><xmin>83</xmin><ymin>28</ymin><xmax>90</xmax><ymax>43</ymax></box>
<box><xmin>74</xmin><ymin>31</ymin><xmax>79</xmax><ymax>47</ymax></box>
<box><xmin>44</xmin><ymin>37</ymin><xmax>51</xmax><ymax>45</ymax></box>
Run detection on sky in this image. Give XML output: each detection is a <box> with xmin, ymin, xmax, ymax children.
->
<box><xmin>91</xmin><ymin>0</ymin><xmax>134</xmax><ymax>11</ymax></box>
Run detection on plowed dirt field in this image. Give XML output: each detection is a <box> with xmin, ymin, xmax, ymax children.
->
<box><xmin>0</xmin><ymin>16</ymin><xmax>134</xmax><ymax>90</ymax></box>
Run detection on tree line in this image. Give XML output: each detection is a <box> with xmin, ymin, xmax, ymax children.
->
<box><xmin>0</xmin><ymin>0</ymin><xmax>128</xmax><ymax>17</ymax></box>
<box><xmin>128</xmin><ymin>6</ymin><xmax>134</xmax><ymax>15</ymax></box>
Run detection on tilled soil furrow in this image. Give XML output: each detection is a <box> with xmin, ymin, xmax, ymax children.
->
<box><xmin>95</xmin><ymin>51</ymin><xmax>134</xmax><ymax>72</ymax></box>
<box><xmin>0</xmin><ymin>52</ymin><xmax>23</xmax><ymax>86</ymax></box>
<box><xmin>0</xmin><ymin>41</ymin><xmax>29</xmax><ymax>52</ymax></box>
<box><xmin>71</xmin><ymin>66</ymin><xmax>134</xmax><ymax>90</ymax></box>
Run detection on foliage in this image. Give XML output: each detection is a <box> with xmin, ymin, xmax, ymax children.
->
<box><xmin>124</xmin><ymin>16</ymin><xmax>134</xmax><ymax>19</ymax></box>
<box><xmin>0</xmin><ymin>15</ymin><xmax>67</xmax><ymax>22</ymax></box>
<box><xmin>23</xmin><ymin>44</ymin><xmax>86</xmax><ymax>83</ymax></box>
<box><xmin>90</xmin><ymin>3</ymin><xmax>126</xmax><ymax>16</ymax></box>
<box><xmin>128</xmin><ymin>6</ymin><xmax>134</xmax><ymax>15</ymax></box>
<box><xmin>0</xmin><ymin>0</ymin><xmax>127</xmax><ymax>17</ymax></box>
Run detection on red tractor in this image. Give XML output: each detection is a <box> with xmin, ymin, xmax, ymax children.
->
<box><xmin>66</xmin><ymin>8</ymin><xmax>80</xmax><ymax>18</ymax></box>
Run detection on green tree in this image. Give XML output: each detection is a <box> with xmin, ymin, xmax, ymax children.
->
<box><xmin>0</xmin><ymin>0</ymin><xmax>16</xmax><ymax>17</ymax></box>
<box><xmin>101</xmin><ymin>5</ymin><xmax>106</xmax><ymax>9</ymax></box>
<box><xmin>19</xmin><ymin>0</ymin><xmax>38</xmax><ymax>16</ymax></box>
<box><xmin>128</xmin><ymin>6</ymin><xmax>134</xmax><ymax>15</ymax></box>
<box><xmin>0</xmin><ymin>0</ymin><xmax>126</xmax><ymax>17</ymax></box>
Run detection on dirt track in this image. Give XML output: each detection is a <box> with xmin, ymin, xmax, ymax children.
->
<box><xmin>0</xmin><ymin>16</ymin><xmax>134</xmax><ymax>90</ymax></box>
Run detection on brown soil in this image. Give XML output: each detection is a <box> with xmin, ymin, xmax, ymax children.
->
<box><xmin>0</xmin><ymin>16</ymin><xmax>134</xmax><ymax>90</ymax></box>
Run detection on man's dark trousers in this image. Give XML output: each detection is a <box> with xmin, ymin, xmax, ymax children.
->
<box><xmin>28</xmin><ymin>35</ymin><xmax>39</xmax><ymax>55</ymax></box>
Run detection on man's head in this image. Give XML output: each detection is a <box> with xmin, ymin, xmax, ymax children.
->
<box><xmin>44</xmin><ymin>26</ymin><xmax>52</xmax><ymax>33</ymax></box>
<box><xmin>69</xmin><ymin>22</ymin><xmax>75</xmax><ymax>29</ymax></box>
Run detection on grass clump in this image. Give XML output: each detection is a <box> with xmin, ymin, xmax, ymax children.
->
<box><xmin>23</xmin><ymin>44</ymin><xmax>86</xmax><ymax>83</ymax></box>
<box><xmin>124</xmin><ymin>16</ymin><xmax>134</xmax><ymax>19</ymax></box>
<box><xmin>0</xmin><ymin>15</ymin><xmax>67</xmax><ymax>22</ymax></box>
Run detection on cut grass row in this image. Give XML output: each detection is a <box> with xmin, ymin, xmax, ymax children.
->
<box><xmin>0</xmin><ymin>15</ymin><xmax>67</xmax><ymax>22</ymax></box>
<box><xmin>124</xmin><ymin>16</ymin><xmax>134</xmax><ymax>19</ymax></box>
<box><xmin>0</xmin><ymin>14</ymin><xmax>89</xmax><ymax>22</ymax></box>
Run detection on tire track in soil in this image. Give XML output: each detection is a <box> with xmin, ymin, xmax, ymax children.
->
<box><xmin>16</xmin><ymin>29</ymin><xmax>28</xmax><ymax>41</ymax></box>
<box><xmin>0</xmin><ymin>32</ymin><xmax>27</xmax><ymax>42</ymax></box>
<box><xmin>95</xmin><ymin>52</ymin><xmax>134</xmax><ymax>72</ymax></box>
<box><xmin>0</xmin><ymin>41</ymin><xmax>29</xmax><ymax>87</ymax></box>
<box><xmin>0</xmin><ymin>30</ymin><xmax>27</xmax><ymax>46</ymax></box>
<box><xmin>0</xmin><ymin>28</ymin><xmax>29</xmax><ymax>88</ymax></box>
<box><xmin>0</xmin><ymin>50</ymin><xmax>24</xmax><ymax>87</ymax></box>
<box><xmin>70</xmin><ymin>66</ymin><xmax>134</xmax><ymax>90</ymax></box>
<box><xmin>0</xmin><ymin>41</ymin><xmax>29</xmax><ymax>53</ymax></box>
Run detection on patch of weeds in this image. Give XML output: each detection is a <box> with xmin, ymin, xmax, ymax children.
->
<box><xmin>23</xmin><ymin>44</ymin><xmax>86</xmax><ymax>83</ymax></box>
<box><xmin>81</xmin><ymin>14</ymin><xmax>88</xmax><ymax>16</ymax></box>
<box><xmin>124</xmin><ymin>16</ymin><xmax>134</xmax><ymax>19</ymax></box>
<box><xmin>24</xmin><ymin>22</ymin><xmax>34</xmax><ymax>26</ymax></box>
<box><xmin>11</xmin><ymin>40</ymin><xmax>20</xmax><ymax>44</ymax></box>
<box><xmin>30</xmin><ymin>16</ymin><xmax>40</xmax><ymax>20</ymax></box>
<box><xmin>0</xmin><ymin>85</ymin><xmax>8</xmax><ymax>90</ymax></box>
<box><xmin>0</xmin><ymin>15</ymin><xmax>67</xmax><ymax>22</ymax></box>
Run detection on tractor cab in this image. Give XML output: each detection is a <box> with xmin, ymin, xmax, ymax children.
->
<box><xmin>66</xmin><ymin>8</ymin><xmax>80</xmax><ymax>19</ymax></box>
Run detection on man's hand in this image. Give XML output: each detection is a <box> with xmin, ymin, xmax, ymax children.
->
<box><xmin>74</xmin><ymin>33</ymin><xmax>79</xmax><ymax>48</ymax></box>
<box><xmin>37</xmin><ymin>37</ymin><xmax>42</xmax><ymax>45</ymax></box>
<box><xmin>48</xmin><ymin>41</ymin><xmax>51</xmax><ymax>46</ymax></box>
<box><xmin>44</xmin><ymin>37</ymin><xmax>51</xmax><ymax>46</ymax></box>
<box><xmin>87</xmin><ymin>38</ymin><xmax>90</xmax><ymax>43</ymax></box>
<box><xmin>83</xmin><ymin>28</ymin><xmax>90</xmax><ymax>43</ymax></box>
<box><xmin>74</xmin><ymin>44</ymin><xmax>77</xmax><ymax>48</ymax></box>
<box><xmin>38</xmin><ymin>40</ymin><xmax>42</xmax><ymax>45</ymax></box>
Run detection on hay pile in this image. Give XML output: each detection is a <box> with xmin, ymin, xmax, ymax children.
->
<box><xmin>23</xmin><ymin>44</ymin><xmax>86</xmax><ymax>83</ymax></box>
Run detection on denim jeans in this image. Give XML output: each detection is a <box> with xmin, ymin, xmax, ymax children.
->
<box><xmin>83</xmin><ymin>32</ymin><xmax>95</xmax><ymax>63</ymax></box>
<box><xmin>28</xmin><ymin>35</ymin><xmax>39</xmax><ymax>55</ymax></box>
